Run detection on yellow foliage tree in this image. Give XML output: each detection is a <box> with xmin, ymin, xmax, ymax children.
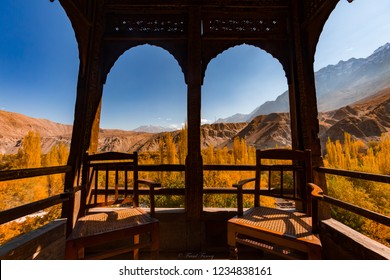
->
<box><xmin>165</xmin><ymin>132</ymin><xmax>177</xmax><ymax>164</ymax></box>
<box><xmin>177</xmin><ymin>124</ymin><xmax>188</xmax><ymax>164</ymax></box>
<box><xmin>324</xmin><ymin>132</ymin><xmax>390</xmax><ymax>246</ymax></box>
<box><xmin>16</xmin><ymin>131</ymin><xmax>42</xmax><ymax>168</ymax></box>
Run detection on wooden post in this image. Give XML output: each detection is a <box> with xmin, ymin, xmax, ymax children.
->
<box><xmin>62</xmin><ymin>1</ymin><xmax>105</xmax><ymax>234</ymax></box>
<box><xmin>185</xmin><ymin>5</ymin><xmax>203</xmax><ymax>251</ymax></box>
<box><xmin>289</xmin><ymin>1</ymin><xmax>330</xmax><ymax>219</ymax></box>
<box><xmin>89</xmin><ymin>98</ymin><xmax>102</xmax><ymax>154</ymax></box>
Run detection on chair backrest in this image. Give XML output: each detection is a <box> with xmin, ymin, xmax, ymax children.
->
<box><xmin>254</xmin><ymin>149</ymin><xmax>313</xmax><ymax>213</ymax></box>
<box><xmin>80</xmin><ymin>152</ymin><xmax>140</xmax><ymax>213</ymax></box>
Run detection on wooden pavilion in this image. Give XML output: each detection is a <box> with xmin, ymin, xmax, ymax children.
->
<box><xmin>59</xmin><ymin>0</ymin><xmax>338</xmax><ymax>252</ymax></box>
<box><xmin>2</xmin><ymin>0</ymin><xmax>390</xmax><ymax>260</ymax></box>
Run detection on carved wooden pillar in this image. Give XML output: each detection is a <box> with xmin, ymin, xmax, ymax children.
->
<box><xmin>290</xmin><ymin>1</ymin><xmax>329</xmax><ymax>219</ymax></box>
<box><xmin>287</xmin><ymin>82</ymin><xmax>299</xmax><ymax>151</ymax></box>
<box><xmin>185</xmin><ymin>6</ymin><xmax>203</xmax><ymax>251</ymax></box>
<box><xmin>62</xmin><ymin>1</ymin><xmax>105</xmax><ymax>233</ymax></box>
<box><xmin>89</xmin><ymin>98</ymin><xmax>102</xmax><ymax>153</ymax></box>
<box><xmin>289</xmin><ymin>2</ymin><xmax>321</xmax><ymax>158</ymax></box>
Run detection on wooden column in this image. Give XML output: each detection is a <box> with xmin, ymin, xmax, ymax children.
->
<box><xmin>62</xmin><ymin>1</ymin><xmax>105</xmax><ymax>233</ymax></box>
<box><xmin>287</xmin><ymin>83</ymin><xmax>300</xmax><ymax>150</ymax></box>
<box><xmin>89</xmin><ymin>98</ymin><xmax>102</xmax><ymax>153</ymax></box>
<box><xmin>290</xmin><ymin>1</ymin><xmax>330</xmax><ymax>219</ymax></box>
<box><xmin>185</xmin><ymin>6</ymin><xmax>203</xmax><ymax>251</ymax></box>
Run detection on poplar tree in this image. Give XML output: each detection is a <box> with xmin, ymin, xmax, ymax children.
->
<box><xmin>17</xmin><ymin>131</ymin><xmax>42</xmax><ymax>168</ymax></box>
<box><xmin>165</xmin><ymin>132</ymin><xmax>177</xmax><ymax>164</ymax></box>
<box><xmin>178</xmin><ymin>124</ymin><xmax>187</xmax><ymax>164</ymax></box>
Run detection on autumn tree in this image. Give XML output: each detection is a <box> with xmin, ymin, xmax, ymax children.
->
<box><xmin>165</xmin><ymin>132</ymin><xmax>177</xmax><ymax>164</ymax></box>
<box><xmin>16</xmin><ymin>131</ymin><xmax>42</xmax><ymax>168</ymax></box>
<box><xmin>177</xmin><ymin>124</ymin><xmax>187</xmax><ymax>164</ymax></box>
<box><xmin>324</xmin><ymin>132</ymin><xmax>390</xmax><ymax>246</ymax></box>
<box><xmin>44</xmin><ymin>142</ymin><xmax>69</xmax><ymax>196</ymax></box>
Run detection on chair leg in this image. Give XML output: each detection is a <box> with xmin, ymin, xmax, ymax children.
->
<box><xmin>227</xmin><ymin>223</ymin><xmax>238</xmax><ymax>259</ymax></box>
<box><xmin>150</xmin><ymin>222</ymin><xmax>160</xmax><ymax>259</ymax></box>
<box><xmin>65</xmin><ymin>240</ymin><xmax>84</xmax><ymax>260</ymax></box>
<box><xmin>229</xmin><ymin>246</ymin><xmax>238</xmax><ymax>260</ymax></box>
<box><xmin>133</xmin><ymin>234</ymin><xmax>140</xmax><ymax>260</ymax></box>
<box><xmin>308</xmin><ymin>245</ymin><xmax>322</xmax><ymax>260</ymax></box>
<box><xmin>65</xmin><ymin>241</ymin><xmax>77</xmax><ymax>260</ymax></box>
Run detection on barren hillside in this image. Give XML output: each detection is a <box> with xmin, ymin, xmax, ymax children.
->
<box><xmin>1</xmin><ymin>86</ymin><xmax>389</xmax><ymax>155</ymax></box>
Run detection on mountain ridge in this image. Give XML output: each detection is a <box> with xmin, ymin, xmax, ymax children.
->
<box><xmin>2</xmin><ymin>43</ymin><xmax>390</xmax><ymax>155</ymax></box>
<box><xmin>1</xmin><ymin>85</ymin><xmax>389</xmax><ymax>155</ymax></box>
<box><xmin>216</xmin><ymin>42</ymin><xmax>390</xmax><ymax>123</ymax></box>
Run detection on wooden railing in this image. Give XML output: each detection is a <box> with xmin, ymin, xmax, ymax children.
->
<box><xmin>316</xmin><ymin>167</ymin><xmax>390</xmax><ymax>227</ymax></box>
<box><xmin>0</xmin><ymin>166</ymin><xmax>73</xmax><ymax>225</ymax></box>
<box><xmin>1</xmin><ymin>164</ymin><xmax>389</xmax><ymax>228</ymax></box>
<box><xmin>317</xmin><ymin>167</ymin><xmax>390</xmax><ymax>184</ymax></box>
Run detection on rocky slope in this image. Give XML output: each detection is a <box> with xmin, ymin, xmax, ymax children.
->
<box><xmin>1</xmin><ymin>92</ymin><xmax>390</xmax><ymax>156</ymax></box>
<box><xmin>0</xmin><ymin>110</ymin><xmax>73</xmax><ymax>154</ymax></box>
<box><xmin>318</xmin><ymin>87</ymin><xmax>390</xmax><ymax>148</ymax></box>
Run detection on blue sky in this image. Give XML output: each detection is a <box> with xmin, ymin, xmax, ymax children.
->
<box><xmin>0</xmin><ymin>0</ymin><xmax>389</xmax><ymax>130</ymax></box>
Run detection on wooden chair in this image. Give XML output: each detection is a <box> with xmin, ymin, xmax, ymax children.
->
<box><xmin>227</xmin><ymin>149</ymin><xmax>323</xmax><ymax>259</ymax></box>
<box><xmin>65</xmin><ymin>152</ymin><xmax>160</xmax><ymax>260</ymax></box>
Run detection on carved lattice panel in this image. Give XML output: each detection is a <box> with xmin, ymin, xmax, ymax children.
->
<box><xmin>106</xmin><ymin>14</ymin><xmax>187</xmax><ymax>36</ymax></box>
<box><xmin>202</xmin><ymin>12</ymin><xmax>287</xmax><ymax>37</ymax></box>
<box><xmin>206</xmin><ymin>18</ymin><xmax>280</xmax><ymax>34</ymax></box>
<box><xmin>204</xmin><ymin>0</ymin><xmax>288</xmax><ymax>7</ymax></box>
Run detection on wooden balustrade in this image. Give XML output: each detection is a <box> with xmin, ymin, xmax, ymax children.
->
<box><xmin>1</xmin><ymin>164</ymin><xmax>389</xmax><ymax>229</ymax></box>
<box><xmin>316</xmin><ymin>167</ymin><xmax>390</xmax><ymax>228</ymax></box>
<box><xmin>0</xmin><ymin>166</ymin><xmax>72</xmax><ymax>224</ymax></box>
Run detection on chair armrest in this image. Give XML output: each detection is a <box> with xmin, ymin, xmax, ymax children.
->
<box><xmin>233</xmin><ymin>178</ymin><xmax>255</xmax><ymax>217</ymax></box>
<box><xmin>308</xmin><ymin>183</ymin><xmax>324</xmax><ymax>199</ymax></box>
<box><xmin>137</xmin><ymin>179</ymin><xmax>162</xmax><ymax>217</ymax></box>
<box><xmin>233</xmin><ymin>178</ymin><xmax>256</xmax><ymax>189</ymax></box>
<box><xmin>308</xmin><ymin>183</ymin><xmax>324</xmax><ymax>233</ymax></box>
<box><xmin>138</xmin><ymin>179</ymin><xmax>162</xmax><ymax>189</ymax></box>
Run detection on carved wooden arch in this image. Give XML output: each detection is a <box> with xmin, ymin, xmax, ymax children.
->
<box><xmin>56</xmin><ymin>0</ymin><xmax>103</xmax><ymax>76</ymax></box>
<box><xmin>201</xmin><ymin>40</ymin><xmax>290</xmax><ymax>84</ymax></box>
<box><xmin>304</xmin><ymin>0</ymin><xmax>353</xmax><ymax>62</ymax></box>
<box><xmin>101</xmin><ymin>41</ymin><xmax>187</xmax><ymax>84</ymax></box>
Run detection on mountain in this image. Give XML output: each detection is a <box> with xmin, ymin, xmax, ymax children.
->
<box><xmin>133</xmin><ymin>125</ymin><xmax>176</xmax><ymax>133</ymax></box>
<box><xmin>0</xmin><ymin>110</ymin><xmax>73</xmax><ymax>155</ymax></box>
<box><xmin>2</xmin><ymin>43</ymin><xmax>390</xmax><ymax>155</ymax></box>
<box><xmin>1</xmin><ymin>84</ymin><xmax>390</xmax><ymax>155</ymax></box>
<box><xmin>318</xmin><ymin>86</ymin><xmax>390</xmax><ymax>149</ymax></box>
<box><xmin>215</xmin><ymin>113</ymin><xmax>249</xmax><ymax>124</ymax></box>
<box><xmin>246</xmin><ymin>91</ymin><xmax>289</xmax><ymax>121</ymax></box>
<box><xmin>0</xmin><ymin>110</ymin><xmax>153</xmax><ymax>154</ymax></box>
<box><xmin>316</xmin><ymin>42</ymin><xmax>390</xmax><ymax>112</ymax></box>
<box><xmin>0</xmin><ymin>110</ymin><xmax>248</xmax><ymax>154</ymax></box>
<box><xmin>231</xmin><ymin>113</ymin><xmax>291</xmax><ymax>149</ymax></box>
<box><xmin>217</xmin><ymin>42</ymin><xmax>390</xmax><ymax>123</ymax></box>
<box><xmin>201</xmin><ymin>122</ymin><xmax>248</xmax><ymax>148</ymax></box>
